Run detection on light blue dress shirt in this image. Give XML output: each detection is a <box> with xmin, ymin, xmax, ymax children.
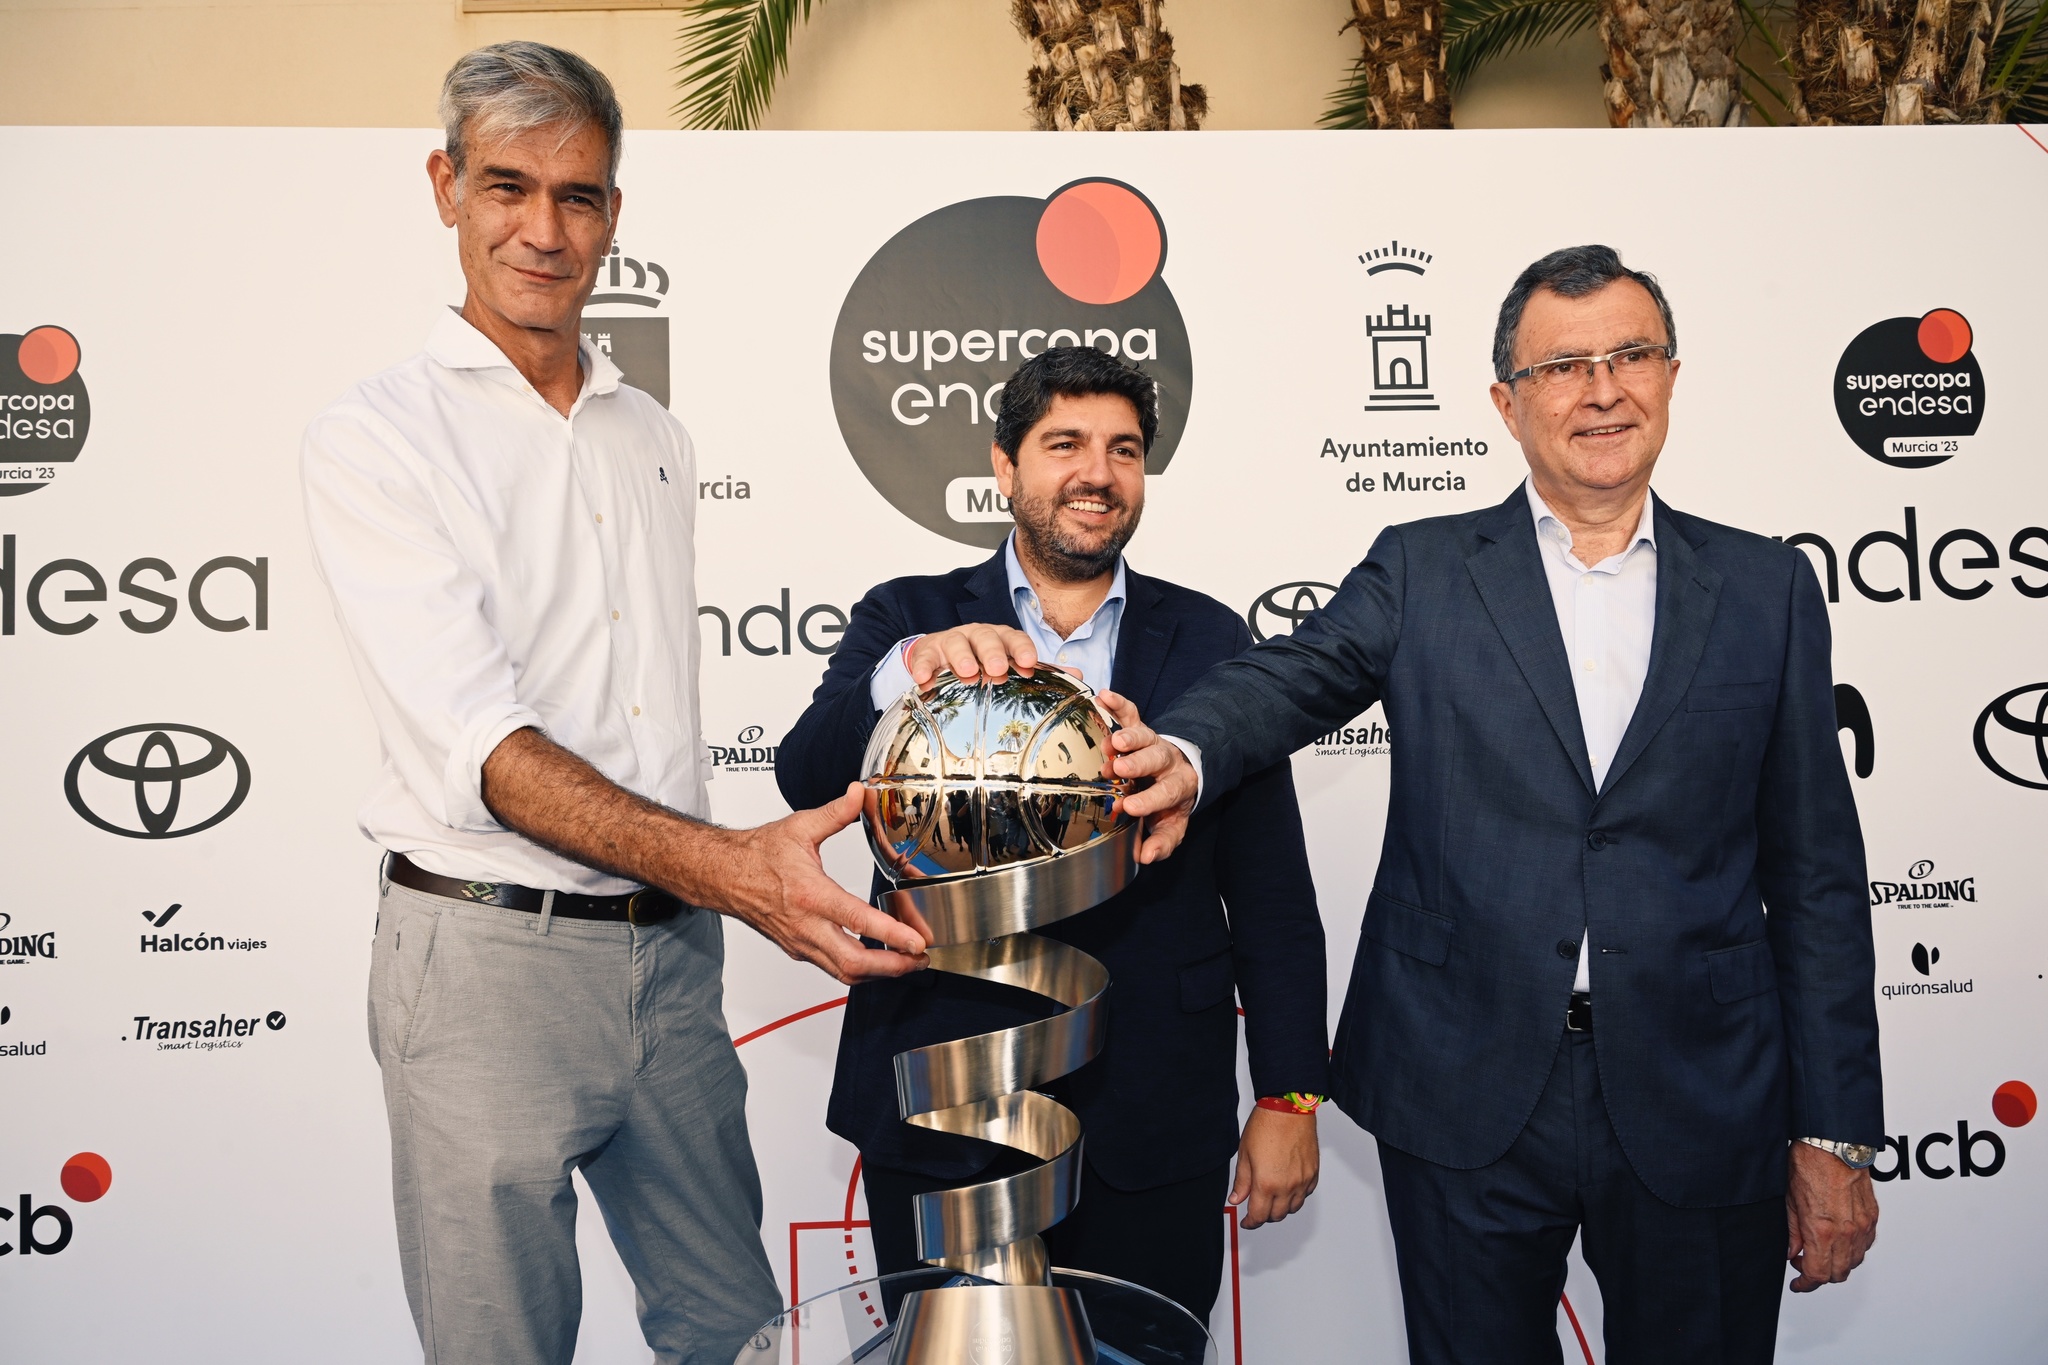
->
<box><xmin>1525</xmin><ymin>478</ymin><xmax>1659</xmax><ymax>992</ymax></box>
<box><xmin>868</xmin><ymin>534</ymin><xmax>1129</xmax><ymax>709</ymax></box>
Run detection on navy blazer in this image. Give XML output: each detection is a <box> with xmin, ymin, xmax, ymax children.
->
<box><xmin>776</xmin><ymin>552</ymin><xmax>1331</xmax><ymax>1190</ymax></box>
<box><xmin>1155</xmin><ymin>487</ymin><xmax>1884</xmax><ymax>1208</ymax></box>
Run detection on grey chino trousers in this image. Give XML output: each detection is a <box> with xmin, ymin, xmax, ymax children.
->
<box><xmin>370</xmin><ymin>876</ymin><xmax>781</xmax><ymax>1365</ymax></box>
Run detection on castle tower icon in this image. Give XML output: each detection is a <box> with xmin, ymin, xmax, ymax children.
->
<box><xmin>1366</xmin><ymin>304</ymin><xmax>1439</xmax><ymax>413</ymax></box>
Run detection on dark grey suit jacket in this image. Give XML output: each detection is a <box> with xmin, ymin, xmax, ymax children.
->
<box><xmin>1156</xmin><ymin>485</ymin><xmax>1882</xmax><ymax>1207</ymax></box>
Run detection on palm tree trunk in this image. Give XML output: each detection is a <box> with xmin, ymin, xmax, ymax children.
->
<box><xmin>1013</xmin><ymin>0</ymin><xmax>1208</xmax><ymax>130</ymax></box>
<box><xmin>1343</xmin><ymin>0</ymin><xmax>1451</xmax><ymax>128</ymax></box>
<box><xmin>1793</xmin><ymin>0</ymin><xmax>2003</xmax><ymax>121</ymax></box>
<box><xmin>1599</xmin><ymin>0</ymin><xmax>1748</xmax><ymax>124</ymax></box>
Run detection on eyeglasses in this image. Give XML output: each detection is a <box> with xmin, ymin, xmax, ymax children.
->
<box><xmin>1507</xmin><ymin>344</ymin><xmax>1675</xmax><ymax>390</ymax></box>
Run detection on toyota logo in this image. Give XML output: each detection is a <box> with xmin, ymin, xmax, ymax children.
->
<box><xmin>64</xmin><ymin>724</ymin><xmax>251</xmax><ymax>838</ymax></box>
<box><xmin>1247</xmin><ymin>581</ymin><xmax>1339</xmax><ymax>643</ymax></box>
<box><xmin>1975</xmin><ymin>684</ymin><xmax>2048</xmax><ymax>790</ymax></box>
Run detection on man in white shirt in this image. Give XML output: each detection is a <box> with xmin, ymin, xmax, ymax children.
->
<box><xmin>301</xmin><ymin>44</ymin><xmax>925</xmax><ymax>1365</ymax></box>
<box><xmin>1103</xmin><ymin>247</ymin><xmax>1884</xmax><ymax>1363</ymax></box>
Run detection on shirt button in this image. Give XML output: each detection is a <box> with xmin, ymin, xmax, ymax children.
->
<box><xmin>595</xmin><ymin>513</ymin><xmax>604</xmax><ymax>524</ymax></box>
<box><xmin>1557</xmin><ymin>939</ymin><xmax>1580</xmax><ymax>959</ymax></box>
<box><xmin>1582</xmin><ymin>659</ymin><xmax>1596</xmax><ymax>672</ymax></box>
<box><xmin>631</xmin><ymin>706</ymin><xmax>641</xmax><ymax>717</ymax></box>
<box><xmin>1581</xmin><ymin>573</ymin><xmax>1595</xmax><ymax>585</ymax></box>
<box><xmin>612</xmin><ymin>610</ymin><xmax>621</xmax><ymax>621</ymax></box>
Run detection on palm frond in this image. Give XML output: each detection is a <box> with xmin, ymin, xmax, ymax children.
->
<box><xmin>1442</xmin><ymin>0</ymin><xmax>1600</xmax><ymax>91</ymax></box>
<box><xmin>1318</xmin><ymin>55</ymin><xmax>1380</xmax><ymax>129</ymax></box>
<box><xmin>672</xmin><ymin>0</ymin><xmax>822</xmax><ymax>132</ymax></box>
<box><xmin>1320</xmin><ymin>0</ymin><xmax>1597</xmax><ymax>127</ymax></box>
<box><xmin>1988</xmin><ymin>0</ymin><xmax>2048</xmax><ymax>121</ymax></box>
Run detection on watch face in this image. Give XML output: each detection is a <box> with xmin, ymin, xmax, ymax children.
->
<box><xmin>1843</xmin><ymin>1144</ymin><xmax>1878</xmax><ymax>1167</ymax></box>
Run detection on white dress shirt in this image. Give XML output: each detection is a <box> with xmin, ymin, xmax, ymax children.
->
<box><xmin>1526</xmin><ymin>478</ymin><xmax>1660</xmax><ymax>992</ymax></box>
<box><xmin>303</xmin><ymin>310</ymin><xmax>707</xmax><ymax>894</ymax></box>
<box><xmin>868</xmin><ymin>534</ymin><xmax>1129</xmax><ymax>709</ymax></box>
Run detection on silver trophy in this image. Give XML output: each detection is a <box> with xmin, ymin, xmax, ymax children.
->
<box><xmin>860</xmin><ymin>665</ymin><xmax>1140</xmax><ymax>1365</ymax></box>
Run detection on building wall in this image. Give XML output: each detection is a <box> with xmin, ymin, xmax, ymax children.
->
<box><xmin>0</xmin><ymin>0</ymin><xmax>1609</xmax><ymax>132</ymax></box>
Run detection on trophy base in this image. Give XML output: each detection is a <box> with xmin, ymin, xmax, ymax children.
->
<box><xmin>736</xmin><ymin>1266</ymin><xmax>1215</xmax><ymax>1365</ymax></box>
<box><xmin>888</xmin><ymin>1283</ymin><xmax>1092</xmax><ymax>1365</ymax></box>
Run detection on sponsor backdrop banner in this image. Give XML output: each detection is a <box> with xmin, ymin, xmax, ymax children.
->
<box><xmin>1</xmin><ymin>126</ymin><xmax>2044</xmax><ymax>1363</ymax></box>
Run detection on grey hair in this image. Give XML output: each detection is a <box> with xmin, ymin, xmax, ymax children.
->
<box><xmin>439</xmin><ymin>42</ymin><xmax>623</xmax><ymax>188</ymax></box>
<box><xmin>1491</xmin><ymin>245</ymin><xmax>1676</xmax><ymax>382</ymax></box>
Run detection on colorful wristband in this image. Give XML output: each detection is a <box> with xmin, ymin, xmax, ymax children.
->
<box><xmin>1257</xmin><ymin>1092</ymin><xmax>1323</xmax><ymax>1115</ymax></box>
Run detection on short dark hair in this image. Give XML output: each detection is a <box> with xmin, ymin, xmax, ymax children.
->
<box><xmin>1492</xmin><ymin>245</ymin><xmax>1676</xmax><ymax>381</ymax></box>
<box><xmin>994</xmin><ymin>346</ymin><xmax>1159</xmax><ymax>460</ymax></box>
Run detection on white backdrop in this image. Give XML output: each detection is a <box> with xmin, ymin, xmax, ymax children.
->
<box><xmin>2</xmin><ymin>126</ymin><xmax>2045</xmax><ymax>1363</ymax></box>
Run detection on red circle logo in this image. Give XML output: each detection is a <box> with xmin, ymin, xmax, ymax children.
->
<box><xmin>18</xmin><ymin>325</ymin><xmax>82</xmax><ymax>386</ymax></box>
<box><xmin>1035</xmin><ymin>180</ymin><xmax>1165</xmax><ymax>306</ymax></box>
<box><xmin>1993</xmin><ymin>1080</ymin><xmax>2037</xmax><ymax>1128</ymax></box>
<box><xmin>1916</xmin><ymin>309</ymin><xmax>1972</xmax><ymax>365</ymax></box>
<box><xmin>61</xmin><ymin>1151</ymin><xmax>113</xmax><ymax>1202</ymax></box>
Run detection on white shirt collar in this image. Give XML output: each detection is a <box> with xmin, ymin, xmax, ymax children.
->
<box><xmin>1525</xmin><ymin>477</ymin><xmax>1657</xmax><ymax>566</ymax></box>
<box><xmin>1004</xmin><ymin>532</ymin><xmax>1127</xmax><ymax>628</ymax></box>
<box><xmin>425</xmin><ymin>306</ymin><xmax>623</xmax><ymax>405</ymax></box>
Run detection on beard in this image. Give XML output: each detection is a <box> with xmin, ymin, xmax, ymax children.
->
<box><xmin>1009</xmin><ymin>477</ymin><xmax>1144</xmax><ymax>582</ymax></box>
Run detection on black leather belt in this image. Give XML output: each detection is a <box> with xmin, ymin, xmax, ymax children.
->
<box><xmin>385</xmin><ymin>852</ymin><xmax>685</xmax><ymax>925</ymax></box>
<box><xmin>1566</xmin><ymin>991</ymin><xmax>1593</xmax><ymax>1033</ymax></box>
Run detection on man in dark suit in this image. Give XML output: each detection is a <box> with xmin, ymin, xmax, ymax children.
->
<box><xmin>776</xmin><ymin>346</ymin><xmax>1330</xmax><ymax>1319</ymax></box>
<box><xmin>1106</xmin><ymin>247</ymin><xmax>1883</xmax><ymax>1363</ymax></box>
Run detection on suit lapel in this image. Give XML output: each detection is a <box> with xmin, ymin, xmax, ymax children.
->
<box><xmin>1599</xmin><ymin>499</ymin><xmax>1723</xmax><ymax>798</ymax></box>
<box><xmin>1466</xmin><ymin>488</ymin><xmax>1596</xmax><ymax>796</ymax></box>
<box><xmin>1109</xmin><ymin>571</ymin><xmax>1174</xmax><ymax>712</ymax></box>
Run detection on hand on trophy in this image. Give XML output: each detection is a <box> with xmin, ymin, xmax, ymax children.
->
<box><xmin>721</xmin><ymin>783</ymin><xmax>932</xmax><ymax>983</ymax></box>
<box><xmin>1097</xmin><ymin>691</ymin><xmax>1198</xmax><ymax>864</ymax></box>
<box><xmin>903</xmin><ymin>624</ymin><xmax>1043</xmax><ymax>687</ymax></box>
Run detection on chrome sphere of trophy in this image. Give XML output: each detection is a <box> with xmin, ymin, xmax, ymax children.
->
<box><xmin>860</xmin><ymin>666</ymin><xmax>1141</xmax><ymax>1365</ymax></box>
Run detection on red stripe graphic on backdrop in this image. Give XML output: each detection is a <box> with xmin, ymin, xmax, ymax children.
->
<box><xmin>2019</xmin><ymin>124</ymin><xmax>2048</xmax><ymax>155</ymax></box>
<box><xmin>733</xmin><ymin>996</ymin><xmax>847</xmax><ymax>1048</ymax></box>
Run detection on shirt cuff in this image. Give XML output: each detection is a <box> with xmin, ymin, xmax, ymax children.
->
<box><xmin>1161</xmin><ymin>735</ymin><xmax>1204</xmax><ymax>804</ymax></box>
<box><xmin>869</xmin><ymin>636</ymin><xmax>922</xmax><ymax>712</ymax></box>
<box><xmin>447</xmin><ymin>704</ymin><xmax>547</xmax><ymax>833</ymax></box>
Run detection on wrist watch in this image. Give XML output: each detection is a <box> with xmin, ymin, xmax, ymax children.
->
<box><xmin>1798</xmin><ymin>1136</ymin><xmax>1877</xmax><ymax>1168</ymax></box>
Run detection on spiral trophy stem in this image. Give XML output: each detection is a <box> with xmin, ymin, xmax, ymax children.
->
<box><xmin>859</xmin><ymin>668</ymin><xmax>1143</xmax><ymax>1365</ymax></box>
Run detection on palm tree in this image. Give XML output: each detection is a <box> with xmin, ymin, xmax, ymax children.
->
<box><xmin>1790</xmin><ymin>0</ymin><xmax>2047</xmax><ymax>122</ymax></box>
<box><xmin>1323</xmin><ymin>0</ymin><xmax>1601</xmax><ymax>128</ymax></box>
<box><xmin>1012</xmin><ymin>0</ymin><xmax>1208</xmax><ymax>130</ymax></box>
<box><xmin>1598</xmin><ymin>0</ymin><xmax>1747</xmax><ymax>123</ymax></box>
<box><xmin>1326</xmin><ymin>0</ymin><xmax>1454</xmax><ymax>128</ymax></box>
<box><xmin>672</xmin><ymin>0</ymin><xmax>1207</xmax><ymax>131</ymax></box>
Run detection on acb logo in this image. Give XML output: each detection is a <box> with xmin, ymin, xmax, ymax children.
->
<box><xmin>3</xmin><ymin>1152</ymin><xmax>111</xmax><ymax>1258</ymax></box>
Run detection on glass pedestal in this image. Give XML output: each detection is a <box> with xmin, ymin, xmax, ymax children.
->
<box><xmin>736</xmin><ymin>1267</ymin><xmax>1218</xmax><ymax>1365</ymax></box>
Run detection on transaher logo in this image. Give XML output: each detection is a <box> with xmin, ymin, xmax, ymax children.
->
<box><xmin>830</xmin><ymin>178</ymin><xmax>1191</xmax><ymax>549</ymax></box>
<box><xmin>0</xmin><ymin>326</ymin><xmax>89</xmax><ymax>496</ymax></box>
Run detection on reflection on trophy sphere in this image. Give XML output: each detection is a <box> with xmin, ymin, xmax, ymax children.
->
<box><xmin>860</xmin><ymin>667</ymin><xmax>1131</xmax><ymax>886</ymax></box>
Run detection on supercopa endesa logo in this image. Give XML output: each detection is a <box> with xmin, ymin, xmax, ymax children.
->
<box><xmin>0</xmin><ymin>327</ymin><xmax>89</xmax><ymax>497</ymax></box>
<box><xmin>829</xmin><ymin>178</ymin><xmax>1192</xmax><ymax>549</ymax></box>
<box><xmin>1833</xmin><ymin>309</ymin><xmax>1983</xmax><ymax>468</ymax></box>
<box><xmin>65</xmin><ymin>724</ymin><xmax>251</xmax><ymax>838</ymax></box>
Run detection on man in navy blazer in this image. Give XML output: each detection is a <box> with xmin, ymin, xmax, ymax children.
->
<box><xmin>776</xmin><ymin>346</ymin><xmax>1330</xmax><ymax>1318</ymax></box>
<box><xmin>1111</xmin><ymin>247</ymin><xmax>1883</xmax><ymax>1363</ymax></box>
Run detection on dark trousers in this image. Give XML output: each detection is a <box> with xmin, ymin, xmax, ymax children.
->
<box><xmin>861</xmin><ymin>1152</ymin><xmax>1231</xmax><ymax>1321</ymax></box>
<box><xmin>1377</xmin><ymin>1030</ymin><xmax>1787</xmax><ymax>1365</ymax></box>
